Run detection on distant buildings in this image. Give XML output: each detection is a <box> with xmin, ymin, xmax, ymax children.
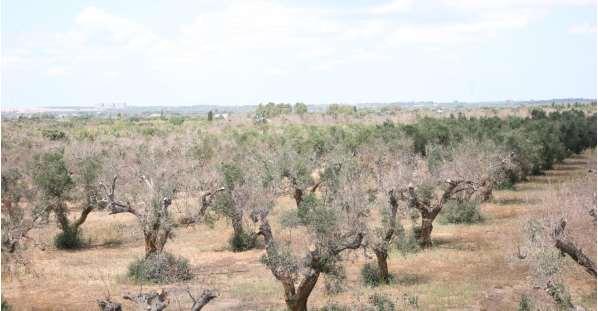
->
<box><xmin>96</xmin><ymin>102</ymin><xmax>127</xmax><ymax>109</ymax></box>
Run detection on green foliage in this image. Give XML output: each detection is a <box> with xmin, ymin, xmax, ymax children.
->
<box><xmin>279</xmin><ymin>209</ymin><xmax>302</xmax><ymax>228</ymax></box>
<box><xmin>127</xmin><ymin>252</ymin><xmax>192</xmax><ymax>283</ymax></box>
<box><xmin>361</xmin><ymin>263</ymin><xmax>389</xmax><ymax>287</ymax></box>
<box><xmin>229</xmin><ymin>230</ymin><xmax>257</xmax><ymax>252</ymax></box>
<box><xmin>188</xmin><ymin>132</ymin><xmax>218</xmax><ymax>163</ymax></box>
<box><xmin>42</xmin><ymin>128</ymin><xmax>66</xmax><ymax>141</ymax></box>
<box><xmin>368</xmin><ymin>293</ymin><xmax>396</xmax><ymax>311</ymax></box>
<box><xmin>327</xmin><ymin>104</ymin><xmax>356</xmax><ymax>116</ymax></box>
<box><xmin>260</xmin><ymin>244</ymin><xmax>299</xmax><ymax>278</ymax></box>
<box><xmin>140</xmin><ymin>126</ymin><xmax>160</xmax><ymax>137</ymax></box>
<box><xmin>1</xmin><ymin>296</ymin><xmax>10</xmax><ymax>311</ymax></box>
<box><xmin>546</xmin><ymin>281</ymin><xmax>573</xmax><ymax>310</ymax></box>
<box><xmin>32</xmin><ymin>150</ymin><xmax>73</xmax><ymax>199</ymax></box>
<box><xmin>168</xmin><ymin>116</ymin><xmax>185</xmax><ymax>126</ymax></box>
<box><xmin>256</xmin><ymin>102</ymin><xmax>292</xmax><ymax>118</ymax></box>
<box><xmin>517</xmin><ymin>294</ymin><xmax>534</xmax><ymax>311</ymax></box>
<box><xmin>414</xmin><ymin>183</ymin><xmax>434</xmax><ymax>203</ymax></box>
<box><xmin>294</xmin><ymin>102</ymin><xmax>308</xmax><ymax>115</ymax></box>
<box><xmin>318</xmin><ymin>303</ymin><xmax>351</xmax><ymax>311</ymax></box>
<box><xmin>54</xmin><ymin>226</ymin><xmax>85</xmax><ymax>249</ymax></box>
<box><xmin>221</xmin><ymin>163</ymin><xmax>244</xmax><ymax>189</ymax></box>
<box><xmin>395</xmin><ymin>225</ymin><xmax>421</xmax><ymax>255</ymax></box>
<box><xmin>439</xmin><ymin>200</ymin><xmax>483</xmax><ymax>224</ymax></box>
<box><xmin>297</xmin><ymin>192</ymin><xmax>318</xmax><ymax>224</ymax></box>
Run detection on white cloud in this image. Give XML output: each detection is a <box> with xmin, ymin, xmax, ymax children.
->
<box><xmin>2</xmin><ymin>0</ymin><xmax>590</xmax><ymax>105</ymax></box>
<box><xmin>569</xmin><ymin>22</ymin><xmax>597</xmax><ymax>34</ymax></box>
<box><xmin>368</xmin><ymin>0</ymin><xmax>414</xmax><ymax>15</ymax></box>
<box><xmin>443</xmin><ymin>0</ymin><xmax>594</xmax><ymax>10</ymax></box>
<box><xmin>46</xmin><ymin>66</ymin><xmax>67</xmax><ymax>76</ymax></box>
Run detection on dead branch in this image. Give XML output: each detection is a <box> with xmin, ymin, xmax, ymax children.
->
<box><xmin>185</xmin><ymin>288</ymin><xmax>218</xmax><ymax>311</ymax></box>
<box><xmin>123</xmin><ymin>289</ymin><xmax>169</xmax><ymax>311</ymax></box>
<box><xmin>97</xmin><ymin>299</ymin><xmax>122</xmax><ymax>311</ymax></box>
<box><xmin>552</xmin><ymin>219</ymin><xmax>597</xmax><ymax>278</ymax></box>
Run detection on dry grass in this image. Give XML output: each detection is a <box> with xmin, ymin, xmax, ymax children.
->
<box><xmin>2</xmin><ymin>153</ymin><xmax>596</xmax><ymax>310</ymax></box>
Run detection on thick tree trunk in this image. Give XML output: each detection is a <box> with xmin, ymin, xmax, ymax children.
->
<box><xmin>144</xmin><ymin>232</ymin><xmax>159</xmax><ymax>257</ymax></box>
<box><xmin>285</xmin><ymin>271</ymin><xmax>320</xmax><ymax>311</ymax></box>
<box><xmin>293</xmin><ymin>188</ymin><xmax>304</xmax><ymax>208</ymax></box>
<box><xmin>479</xmin><ymin>179</ymin><xmax>493</xmax><ymax>202</ymax></box>
<box><xmin>143</xmin><ymin>228</ymin><xmax>169</xmax><ymax>257</ymax></box>
<box><xmin>419</xmin><ymin>217</ymin><xmax>434</xmax><ymax>248</ymax></box>
<box><xmin>231</xmin><ymin>208</ymin><xmax>245</xmax><ymax>237</ymax></box>
<box><xmin>374</xmin><ymin>249</ymin><xmax>390</xmax><ymax>283</ymax></box>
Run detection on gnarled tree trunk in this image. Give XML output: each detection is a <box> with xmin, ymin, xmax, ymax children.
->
<box><xmin>256</xmin><ymin>210</ymin><xmax>363</xmax><ymax>311</ymax></box>
<box><xmin>400</xmin><ymin>180</ymin><xmax>470</xmax><ymax>248</ymax></box>
<box><xmin>372</xmin><ymin>189</ymin><xmax>399</xmax><ymax>282</ymax></box>
<box><xmin>419</xmin><ymin>212</ymin><xmax>436</xmax><ymax>248</ymax></box>
<box><xmin>374</xmin><ymin>249</ymin><xmax>389</xmax><ymax>283</ymax></box>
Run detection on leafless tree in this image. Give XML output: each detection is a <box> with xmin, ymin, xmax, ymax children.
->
<box><xmin>359</xmin><ymin>145</ymin><xmax>415</xmax><ymax>283</ymax></box>
<box><xmin>434</xmin><ymin>140</ymin><xmax>514</xmax><ymax>203</ymax></box>
<box><xmin>99</xmin><ymin>141</ymin><xmax>185</xmax><ymax>257</ymax></box>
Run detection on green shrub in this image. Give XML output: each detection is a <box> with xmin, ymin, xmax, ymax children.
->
<box><xmin>229</xmin><ymin>231</ymin><xmax>257</xmax><ymax>252</ymax></box>
<box><xmin>1</xmin><ymin>296</ymin><xmax>10</xmax><ymax>311</ymax></box>
<box><xmin>395</xmin><ymin>226</ymin><xmax>420</xmax><ymax>255</ymax></box>
<box><xmin>546</xmin><ymin>281</ymin><xmax>573</xmax><ymax>310</ymax></box>
<box><xmin>517</xmin><ymin>294</ymin><xmax>534</xmax><ymax>311</ymax></box>
<box><xmin>127</xmin><ymin>252</ymin><xmax>192</xmax><ymax>283</ymax></box>
<box><xmin>54</xmin><ymin>226</ymin><xmax>85</xmax><ymax>249</ymax></box>
<box><xmin>439</xmin><ymin>200</ymin><xmax>483</xmax><ymax>224</ymax></box>
<box><xmin>42</xmin><ymin>129</ymin><xmax>66</xmax><ymax>141</ymax></box>
<box><xmin>32</xmin><ymin>150</ymin><xmax>73</xmax><ymax>198</ymax></box>
<box><xmin>318</xmin><ymin>303</ymin><xmax>351</xmax><ymax>311</ymax></box>
<box><xmin>369</xmin><ymin>293</ymin><xmax>396</xmax><ymax>311</ymax></box>
<box><xmin>360</xmin><ymin>263</ymin><xmax>394</xmax><ymax>287</ymax></box>
<box><xmin>168</xmin><ymin>116</ymin><xmax>185</xmax><ymax>126</ymax></box>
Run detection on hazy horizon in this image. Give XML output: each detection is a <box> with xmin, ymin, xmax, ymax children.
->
<box><xmin>2</xmin><ymin>0</ymin><xmax>596</xmax><ymax>108</ymax></box>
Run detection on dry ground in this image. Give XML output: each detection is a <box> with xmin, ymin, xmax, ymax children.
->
<box><xmin>2</xmin><ymin>154</ymin><xmax>596</xmax><ymax>310</ymax></box>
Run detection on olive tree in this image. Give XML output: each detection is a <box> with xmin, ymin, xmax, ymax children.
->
<box><xmin>256</xmin><ymin>156</ymin><xmax>368</xmax><ymax>311</ymax></box>
<box><xmin>359</xmin><ymin>145</ymin><xmax>418</xmax><ymax>284</ymax></box>
<box><xmin>213</xmin><ymin>154</ymin><xmax>278</xmax><ymax>251</ymax></box>
<box><xmin>518</xmin><ymin>157</ymin><xmax>596</xmax><ymax>310</ymax></box>
<box><xmin>276</xmin><ymin>144</ymin><xmax>322</xmax><ymax>208</ymax></box>
<box><xmin>394</xmin><ymin>154</ymin><xmax>476</xmax><ymax>248</ymax></box>
<box><xmin>99</xmin><ymin>143</ymin><xmax>181</xmax><ymax>257</ymax></box>
<box><xmin>1</xmin><ymin>167</ymin><xmax>37</xmax><ymax>277</ymax></box>
<box><xmin>30</xmin><ymin>148</ymin><xmax>102</xmax><ymax>249</ymax></box>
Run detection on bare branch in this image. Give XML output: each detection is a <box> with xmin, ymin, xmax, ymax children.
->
<box><xmin>123</xmin><ymin>289</ymin><xmax>169</xmax><ymax>311</ymax></box>
<box><xmin>552</xmin><ymin>219</ymin><xmax>597</xmax><ymax>278</ymax></box>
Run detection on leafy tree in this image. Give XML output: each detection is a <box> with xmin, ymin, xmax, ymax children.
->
<box><xmin>31</xmin><ymin>149</ymin><xmax>102</xmax><ymax>249</ymax></box>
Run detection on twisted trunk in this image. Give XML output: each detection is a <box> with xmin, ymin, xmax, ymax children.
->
<box><xmin>285</xmin><ymin>271</ymin><xmax>320</xmax><ymax>311</ymax></box>
<box><xmin>231</xmin><ymin>207</ymin><xmax>245</xmax><ymax>237</ymax></box>
<box><xmin>372</xmin><ymin>190</ymin><xmax>399</xmax><ymax>282</ymax></box>
<box><xmin>419</xmin><ymin>216</ymin><xmax>434</xmax><ymax>248</ymax></box>
<box><xmin>374</xmin><ymin>249</ymin><xmax>390</xmax><ymax>283</ymax></box>
<box><xmin>256</xmin><ymin>211</ymin><xmax>362</xmax><ymax>311</ymax></box>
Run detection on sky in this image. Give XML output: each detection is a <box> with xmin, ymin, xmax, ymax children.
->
<box><xmin>1</xmin><ymin>0</ymin><xmax>596</xmax><ymax>108</ymax></box>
